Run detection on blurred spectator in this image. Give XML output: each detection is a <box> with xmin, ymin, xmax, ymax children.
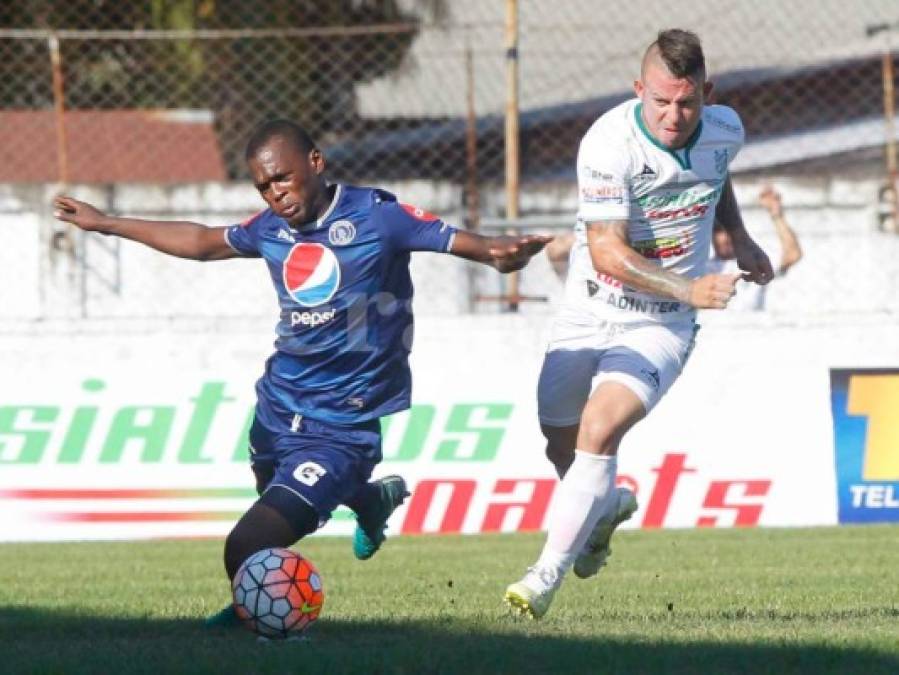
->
<box><xmin>707</xmin><ymin>184</ymin><xmax>802</xmax><ymax>311</ymax></box>
<box><xmin>544</xmin><ymin>230</ymin><xmax>575</xmax><ymax>279</ymax></box>
<box><xmin>877</xmin><ymin>183</ymin><xmax>898</xmax><ymax>233</ymax></box>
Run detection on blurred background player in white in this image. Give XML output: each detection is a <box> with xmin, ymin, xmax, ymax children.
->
<box><xmin>543</xmin><ymin>230</ymin><xmax>576</xmax><ymax>280</ymax></box>
<box><xmin>505</xmin><ymin>29</ymin><xmax>774</xmax><ymax>619</ymax></box>
<box><xmin>708</xmin><ymin>184</ymin><xmax>803</xmax><ymax>310</ymax></box>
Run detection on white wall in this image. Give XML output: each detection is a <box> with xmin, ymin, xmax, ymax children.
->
<box><xmin>1</xmin><ymin>312</ymin><xmax>896</xmax><ymax>541</ymax></box>
<box><xmin>2</xmin><ymin>174</ymin><xmax>896</xmax><ymax>324</ymax></box>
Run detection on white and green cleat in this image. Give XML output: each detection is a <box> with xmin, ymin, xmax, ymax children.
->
<box><xmin>573</xmin><ymin>486</ymin><xmax>638</xmax><ymax>579</ymax></box>
<box><xmin>503</xmin><ymin>566</ymin><xmax>561</xmax><ymax>620</ymax></box>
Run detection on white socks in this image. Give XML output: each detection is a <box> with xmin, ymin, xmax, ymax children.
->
<box><xmin>535</xmin><ymin>450</ymin><xmax>617</xmax><ymax>579</ymax></box>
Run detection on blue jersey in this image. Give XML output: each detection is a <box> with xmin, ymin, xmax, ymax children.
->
<box><xmin>225</xmin><ymin>184</ymin><xmax>457</xmax><ymax>426</ymax></box>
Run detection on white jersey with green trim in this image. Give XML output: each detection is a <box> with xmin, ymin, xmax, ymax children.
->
<box><xmin>564</xmin><ymin>98</ymin><xmax>744</xmax><ymax>324</ymax></box>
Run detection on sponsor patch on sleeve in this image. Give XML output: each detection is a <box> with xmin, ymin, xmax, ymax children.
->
<box><xmin>401</xmin><ymin>203</ymin><xmax>439</xmax><ymax>222</ymax></box>
<box><xmin>581</xmin><ymin>184</ymin><xmax>625</xmax><ymax>204</ymax></box>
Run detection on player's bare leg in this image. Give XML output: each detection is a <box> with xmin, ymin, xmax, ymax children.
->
<box><xmin>206</xmin><ymin>491</ymin><xmax>317</xmax><ymax>629</ymax></box>
<box><xmin>505</xmin><ymin>382</ymin><xmax>642</xmax><ymax>618</ymax></box>
<box><xmin>541</xmin><ymin>423</ymin><xmax>579</xmax><ymax>478</ymax></box>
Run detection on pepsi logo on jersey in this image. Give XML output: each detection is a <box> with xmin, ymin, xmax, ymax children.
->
<box><xmin>283</xmin><ymin>243</ymin><xmax>341</xmax><ymax>307</ymax></box>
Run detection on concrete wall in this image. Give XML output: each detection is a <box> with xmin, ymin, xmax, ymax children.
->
<box><xmin>1</xmin><ymin>173</ymin><xmax>896</xmax><ymax>328</ymax></box>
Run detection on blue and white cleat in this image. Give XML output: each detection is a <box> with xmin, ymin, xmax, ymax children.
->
<box><xmin>573</xmin><ymin>486</ymin><xmax>638</xmax><ymax>579</ymax></box>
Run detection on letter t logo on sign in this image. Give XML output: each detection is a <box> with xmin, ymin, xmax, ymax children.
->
<box><xmin>847</xmin><ymin>374</ymin><xmax>899</xmax><ymax>481</ymax></box>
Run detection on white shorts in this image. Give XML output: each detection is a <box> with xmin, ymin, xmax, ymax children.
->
<box><xmin>537</xmin><ymin>311</ymin><xmax>699</xmax><ymax>427</ymax></box>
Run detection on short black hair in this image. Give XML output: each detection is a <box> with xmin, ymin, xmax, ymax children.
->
<box><xmin>646</xmin><ymin>29</ymin><xmax>706</xmax><ymax>80</ymax></box>
<box><xmin>244</xmin><ymin>119</ymin><xmax>317</xmax><ymax>161</ymax></box>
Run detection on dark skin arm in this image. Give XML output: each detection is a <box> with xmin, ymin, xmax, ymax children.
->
<box><xmin>450</xmin><ymin>230</ymin><xmax>553</xmax><ymax>273</ymax></box>
<box><xmin>53</xmin><ymin>196</ymin><xmax>238</xmax><ymax>262</ymax></box>
<box><xmin>55</xmin><ymin>196</ymin><xmax>552</xmax><ymax>271</ymax></box>
<box><xmin>714</xmin><ymin>177</ymin><xmax>775</xmax><ymax>284</ymax></box>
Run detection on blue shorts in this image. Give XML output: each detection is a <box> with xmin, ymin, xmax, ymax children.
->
<box><xmin>248</xmin><ymin>411</ymin><xmax>381</xmax><ymax>526</ymax></box>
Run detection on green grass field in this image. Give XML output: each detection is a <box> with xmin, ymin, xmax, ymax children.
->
<box><xmin>0</xmin><ymin>526</ymin><xmax>897</xmax><ymax>674</ymax></box>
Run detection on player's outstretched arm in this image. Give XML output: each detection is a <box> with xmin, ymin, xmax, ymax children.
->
<box><xmin>449</xmin><ymin>230</ymin><xmax>553</xmax><ymax>273</ymax></box>
<box><xmin>714</xmin><ymin>177</ymin><xmax>774</xmax><ymax>284</ymax></box>
<box><xmin>587</xmin><ymin>219</ymin><xmax>739</xmax><ymax>310</ymax></box>
<box><xmin>53</xmin><ymin>196</ymin><xmax>237</xmax><ymax>262</ymax></box>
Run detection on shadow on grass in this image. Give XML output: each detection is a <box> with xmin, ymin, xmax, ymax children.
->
<box><xmin>0</xmin><ymin>606</ymin><xmax>896</xmax><ymax>675</ymax></box>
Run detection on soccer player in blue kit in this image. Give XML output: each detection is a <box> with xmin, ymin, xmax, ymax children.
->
<box><xmin>54</xmin><ymin>119</ymin><xmax>551</xmax><ymax>626</ymax></box>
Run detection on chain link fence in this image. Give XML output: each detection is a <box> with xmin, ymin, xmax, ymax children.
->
<box><xmin>2</xmin><ymin>0</ymin><xmax>898</xmax><ymax>322</ymax></box>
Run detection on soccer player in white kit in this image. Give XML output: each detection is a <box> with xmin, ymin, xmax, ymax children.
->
<box><xmin>504</xmin><ymin>29</ymin><xmax>774</xmax><ymax>619</ymax></box>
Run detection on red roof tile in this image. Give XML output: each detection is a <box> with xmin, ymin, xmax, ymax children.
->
<box><xmin>0</xmin><ymin>109</ymin><xmax>227</xmax><ymax>183</ymax></box>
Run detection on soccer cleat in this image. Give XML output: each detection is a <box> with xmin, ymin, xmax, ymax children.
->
<box><xmin>504</xmin><ymin>566</ymin><xmax>561</xmax><ymax>620</ymax></box>
<box><xmin>352</xmin><ymin>475</ymin><xmax>410</xmax><ymax>560</ymax></box>
<box><xmin>573</xmin><ymin>486</ymin><xmax>638</xmax><ymax>579</ymax></box>
<box><xmin>203</xmin><ymin>603</ymin><xmax>241</xmax><ymax>629</ymax></box>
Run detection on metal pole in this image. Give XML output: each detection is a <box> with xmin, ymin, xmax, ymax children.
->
<box><xmin>48</xmin><ymin>32</ymin><xmax>84</xmax><ymax>317</ymax></box>
<box><xmin>868</xmin><ymin>22</ymin><xmax>899</xmax><ymax>231</ymax></box>
<box><xmin>465</xmin><ymin>40</ymin><xmax>479</xmax><ymax>231</ymax></box>
<box><xmin>504</xmin><ymin>0</ymin><xmax>521</xmax><ymax>311</ymax></box>
<box><xmin>48</xmin><ymin>33</ymin><xmax>68</xmax><ymax>187</ymax></box>
<box><xmin>881</xmin><ymin>48</ymin><xmax>899</xmax><ymax>227</ymax></box>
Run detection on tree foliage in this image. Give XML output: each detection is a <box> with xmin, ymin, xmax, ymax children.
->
<box><xmin>0</xmin><ymin>0</ymin><xmax>444</xmax><ymax>176</ymax></box>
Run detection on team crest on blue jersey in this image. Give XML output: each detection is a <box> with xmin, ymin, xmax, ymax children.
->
<box><xmin>283</xmin><ymin>243</ymin><xmax>341</xmax><ymax>307</ymax></box>
<box><xmin>328</xmin><ymin>220</ymin><xmax>356</xmax><ymax>246</ymax></box>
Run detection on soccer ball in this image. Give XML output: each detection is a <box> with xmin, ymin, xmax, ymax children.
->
<box><xmin>232</xmin><ymin>547</ymin><xmax>324</xmax><ymax>638</ymax></box>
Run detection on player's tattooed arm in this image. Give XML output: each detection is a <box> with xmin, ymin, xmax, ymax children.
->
<box><xmin>53</xmin><ymin>195</ymin><xmax>238</xmax><ymax>261</ymax></box>
<box><xmin>714</xmin><ymin>177</ymin><xmax>775</xmax><ymax>284</ymax></box>
<box><xmin>450</xmin><ymin>230</ymin><xmax>554</xmax><ymax>273</ymax></box>
<box><xmin>586</xmin><ymin>220</ymin><xmax>739</xmax><ymax>310</ymax></box>
<box><xmin>586</xmin><ymin>219</ymin><xmax>692</xmax><ymax>302</ymax></box>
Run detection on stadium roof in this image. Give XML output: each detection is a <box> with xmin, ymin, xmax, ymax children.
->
<box><xmin>358</xmin><ymin>0</ymin><xmax>899</xmax><ymax>118</ymax></box>
<box><xmin>0</xmin><ymin>110</ymin><xmax>226</xmax><ymax>183</ymax></box>
<box><xmin>732</xmin><ymin>116</ymin><xmax>898</xmax><ymax>173</ymax></box>
<box><xmin>328</xmin><ymin>52</ymin><xmax>896</xmax><ymax>181</ymax></box>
